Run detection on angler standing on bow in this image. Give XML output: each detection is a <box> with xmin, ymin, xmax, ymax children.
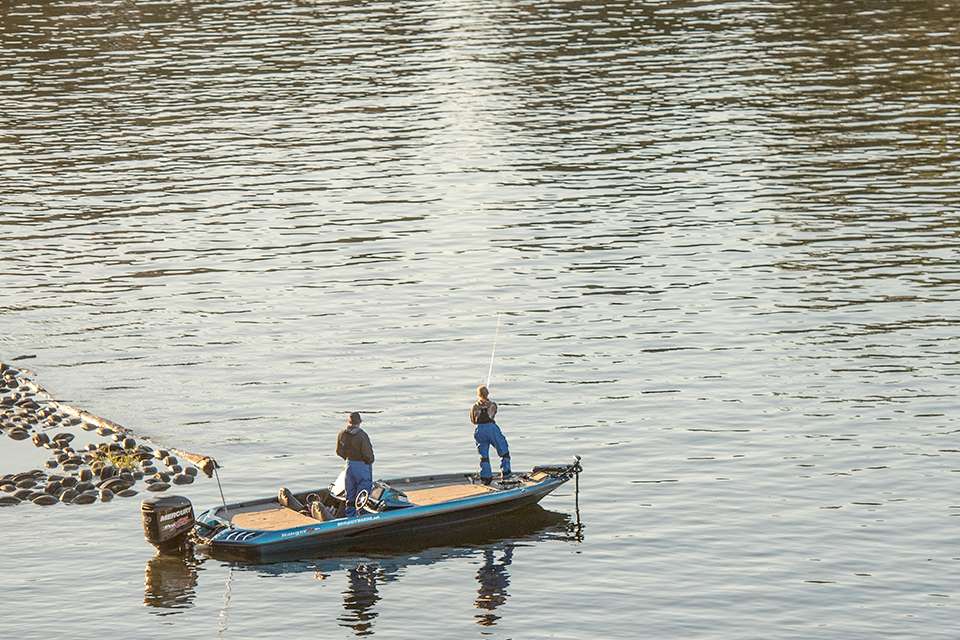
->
<box><xmin>470</xmin><ymin>385</ymin><xmax>511</xmax><ymax>485</ymax></box>
<box><xmin>337</xmin><ymin>412</ymin><xmax>375</xmax><ymax>517</ymax></box>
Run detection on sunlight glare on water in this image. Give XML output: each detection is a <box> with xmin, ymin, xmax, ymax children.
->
<box><xmin>1</xmin><ymin>1</ymin><xmax>959</xmax><ymax>638</ymax></box>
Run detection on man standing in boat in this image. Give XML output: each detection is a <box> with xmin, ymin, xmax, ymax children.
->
<box><xmin>337</xmin><ymin>411</ymin><xmax>375</xmax><ymax>517</ymax></box>
<box><xmin>470</xmin><ymin>385</ymin><xmax>511</xmax><ymax>485</ymax></box>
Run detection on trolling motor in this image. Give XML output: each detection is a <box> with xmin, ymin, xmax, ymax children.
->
<box><xmin>141</xmin><ymin>495</ymin><xmax>195</xmax><ymax>553</ymax></box>
<box><xmin>532</xmin><ymin>455</ymin><xmax>582</xmax><ymax>479</ymax></box>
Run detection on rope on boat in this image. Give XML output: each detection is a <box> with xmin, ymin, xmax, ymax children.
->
<box><xmin>213</xmin><ymin>465</ymin><xmax>230</xmax><ymax>522</ymax></box>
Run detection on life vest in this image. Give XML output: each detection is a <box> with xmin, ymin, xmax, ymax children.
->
<box><xmin>474</xmin><ymin>401</ymin><xmax>493</xmax><ymax>424</ymax></box>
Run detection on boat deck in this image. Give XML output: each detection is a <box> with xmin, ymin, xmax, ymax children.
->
<box><xmin>225</xmin><ymin>473</ymin><xmax>552</xmax><ymax>532</ymax></box>
<box><xmin>230</xmin><ymin>506</ymin><xmax>318</xmax><ymax>531</ymax></box>
<box><xmin>404</xmin><ymin>483</ymin><xmax>495</xmax><ymax>505</ymax></box>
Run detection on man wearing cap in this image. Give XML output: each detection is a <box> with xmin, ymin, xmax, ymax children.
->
<box><xmin>336</xmin><ymin>412</ymin><xmax>375</xmax><ymax>517</ymax></box>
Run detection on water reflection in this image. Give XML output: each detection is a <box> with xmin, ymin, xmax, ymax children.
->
<box><xmin>339</xmin><ymin>563</ymin><xmax>386</xmax><ymax>636</ymax></box>
<box><xmin>315</xmin><ymin>506</ymin><xmax>580</xmax><ymax>636</ymax></box>
<box><xmin>143</xmin><ymin>553</ymin><xmax>200</xmax><ymax>613</ymax></box>
<box><xmin>142</xmin><ymin>505</ymin><xmax>582</xmax><ymax>634</ymax></box>
<box><xmin>474</xmin><ymin>546</ymin><xmax>513</xmax><ymax>627</ymax></box>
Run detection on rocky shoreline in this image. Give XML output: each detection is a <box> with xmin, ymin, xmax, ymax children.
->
<box><xmin>0</xmin><ymin>361</ymin><xmax>216</xmax><ymax>507</ymax></box>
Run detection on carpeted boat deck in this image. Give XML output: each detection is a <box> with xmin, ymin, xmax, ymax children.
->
<box><xmin>404</xmin><ymin>483</ymin><xmax>495</xmax><ymax>505</ymax></box>
<box><xmin>227</xmin><ymin>483</ymin><xmax>506</xmax><ymax>530</ymax></box>
<box><xmin>230</xmin><ymin>506</ymin><xmax>318</xmax><ymax>530</ymax></box>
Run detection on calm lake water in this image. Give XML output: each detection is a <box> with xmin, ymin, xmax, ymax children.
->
<box><xmin>2</xmin><ymin>1</ymin><xmax>959</xmax><ymax>638</ymax></box>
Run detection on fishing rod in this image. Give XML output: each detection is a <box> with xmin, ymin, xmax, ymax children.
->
<box><xmin>485</xmin><ymin>313</ymin><xmax>502</xmax><ymax>390</ymax></box>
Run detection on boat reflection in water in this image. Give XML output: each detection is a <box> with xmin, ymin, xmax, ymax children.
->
<box><xmin>143</xmin><ymin>504</ymin><xmax>584</xmax><ymax>634</ymax></box>
<box><xmin>143</xmin><ymin>553</ymin><xmax>201</xmax><ymax>612</ymax></box>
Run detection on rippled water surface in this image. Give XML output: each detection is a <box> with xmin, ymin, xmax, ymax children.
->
<box><xmin>2</xmin><ymin>1</ymin><xmax>959</xmax><ymax>638</ymax></box>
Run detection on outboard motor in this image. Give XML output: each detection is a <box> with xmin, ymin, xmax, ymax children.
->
<box><xmin>141</xmin><ymin>495</ymin><xmax>195</xmax><ymax>553</ymax></box>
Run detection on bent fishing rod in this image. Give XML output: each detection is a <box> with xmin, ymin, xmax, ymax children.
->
<box><xmin>486</xmin><ymin>313</ymin><xmax>502</xmax><ymax>390</ymax></box>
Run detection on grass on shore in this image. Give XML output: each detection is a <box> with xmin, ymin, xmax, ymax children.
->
<box><xmin>90</xmin><ymin>449</ymin><xmax>140</xmax><ymax>470</ymax></box>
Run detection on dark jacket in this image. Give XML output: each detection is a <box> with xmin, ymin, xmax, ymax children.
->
<box><xmin>337</xmin><ymin>426</ymin><xmax>375</xmax><ymax>465</ymax></box>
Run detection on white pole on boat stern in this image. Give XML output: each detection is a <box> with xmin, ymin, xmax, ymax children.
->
<box><xmin>486</xmin><ymin>313</ymin><xmax>502</xmax><ymax>390</ymax></box>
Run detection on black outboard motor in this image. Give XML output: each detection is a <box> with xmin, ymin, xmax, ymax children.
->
<box><xmin>141</xmin><ymin>495</ymin><xmax>195</xmax><ymax>553</ymax></box>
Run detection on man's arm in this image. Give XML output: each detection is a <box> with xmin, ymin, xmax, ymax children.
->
<box><xmin>362</xmin><ymin>432</ymin><xmax>375</xmax><ymax>465</ymax></box>
<box><xmin>335</xmin><ymin>431</ymin><xmax>347</xmax><ymax>460</ymax></box>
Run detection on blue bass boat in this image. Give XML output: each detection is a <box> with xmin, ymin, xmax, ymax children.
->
<box><xmin>141</xmin><ymin>458</ymin><xmax>581</xmax><ymax>561</ymax></box>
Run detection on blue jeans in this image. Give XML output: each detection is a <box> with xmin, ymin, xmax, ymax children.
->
<box><xmin>474</xmin><ymin>422</ymin><xmax>510</xmax><ymax>479</ymax></box>
<box><xmin>345</xmin><ymin>460</ymin><xmax>372</xmax><ymax>517</ymax></box>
